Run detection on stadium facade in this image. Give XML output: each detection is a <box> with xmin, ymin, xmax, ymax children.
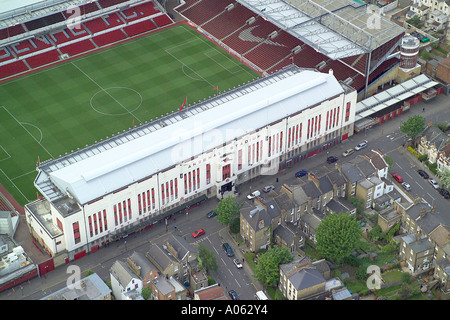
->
<box><xmin>25</xmin><ymin>66</ymin><xmax>357</xmax><ymax>259</ymax></box>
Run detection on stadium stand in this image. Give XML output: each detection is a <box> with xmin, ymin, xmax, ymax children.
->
<box><xmin>92</xmin><ymin>29</ymin><xmax>127</xmax><ymax>47</ymax></box>
<box><xmin>0</xmin><ymin>0</ymin><xmax>174</xmax><ymax>81</ymax></box>
<box><xmin>175</xmin><ymin>0</ymin><xmax>404</xmax><ymax>94</ymax></box>
<box><xmin>59</xmin><ymin>39</ymin><xmax>96</xmax><ymax>56</ymax></box>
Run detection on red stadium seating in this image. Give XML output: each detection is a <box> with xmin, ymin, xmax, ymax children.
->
<box><xmin>123</xmin><ymin>20</ymin><xmax>157</xmax><ymax>37</ymax></box>
<box><xmin>201</xmin><ymin>4</ymin><xmax>254</xmax><ymax>40</ymax></box>
<box><xmin>84</xmin><ymin>18</ymin><xmax>110</xmax><ymax>34</ymax></box>
<box><xmin>0</xmin><ymin>24</ymin><xmax>26</xmax><ymax>40</ymax></box>
<box><xmin>59</xmin><ymin>39</ymin><xmax>95</xmax><ymax>56</ymax></box>
<box><xmin>92</xmin><ymin>29</ymin><xmax>127</xmax><ymax>46</ymax></box>
<box><xmin>121</xmin><ymin>2</ymin><xmax>159</xmax><ymax>22</ymax></box>
<box><xmin>181</xmin><ymin>0</ymin><xmax>234</xmax><ymax>26</ymax></box>
<box><xmin>0</xmin><ymin>60</ymin><xmax>29</xmax><ymax>79</ymax></box>
<box><xmin>0</xmin><ymin>47</ymin><xmax>14</xmax><ymax>63</ymax></box>
<box><xmin>153</xmin><ymin>15</ymin><xmax>173</xmax><ymax>27</ymax></box>
<box><xmin>26</xmin><ymin>49</ymin><xmax>60</xmax><ymax>68</ymax></box>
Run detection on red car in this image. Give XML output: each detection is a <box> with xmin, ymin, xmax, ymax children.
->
<box><xmin>192</xmin><ymin>229</ymin><xmax>205</xmax><ymax>238</ymax></box>
<box><xmin>392</xmin><ymin>173</ymin><xmax>403</xmax><ymax>183</ymax></box>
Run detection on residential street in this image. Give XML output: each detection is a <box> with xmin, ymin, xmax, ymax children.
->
<box><xmin>1</xmin><ymin>93</ymin><xmax>448</xmax><ymax>300</ymax></box>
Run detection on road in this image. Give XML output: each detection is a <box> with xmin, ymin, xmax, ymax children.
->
<box><xmin>1</xmin><ymin>94</ymin><xmax>448</xmax><ymax>300</ymax></box>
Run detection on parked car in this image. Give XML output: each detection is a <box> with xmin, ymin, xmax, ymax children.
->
<box><xmin>263</xmin><ymin>185</ymin><xmax>275</xmax><ymax>193</ymax></box>
<box><xmin>429</xmin><ymin>179</ymin><xmax>439</xmax><ymax>189</ymax></box>
<box><xmin>401</xmin><ymin>182</ymin><xmax>411</xmax><ymax>191</ymax></box>
<box><xmin>392</xmin><ymin>173</ymin><xmax>403</xmax><ymax>183</ymax></box>
<box><xmin>295</xmin><ymin>169</ymin><xmax>308</xmax><ymax>178</ymax></box>
<box><xmin>438</xmin><ymin>188</ymin><xmax>450</xmax><ymax>199</ymax></box>
<box><xmin>222</xmin><ymin>243</ymin><xmax>234</xmax><ymax>257</ymax></box>
<box><xmin>228</xmin><ymin>290</ymin><xmax>239</xmax><ymax>300</ymax></box>
<box><xmin>342</xmin><ymin>149</ymin><xmax>355</xmax><ymax>157</ymax></box>
<box><xmin>327</xmin><ymin>156</ymin><xmax>338</xmax><ymax>164</ymax></box>
<box><xmin>206</xmin><ymin>210</ymin><xmax>217</xmax><ymax>218</ymax></box>
<box><xmin>417</xmin><ymin>170</ymin><xmax>429</xmax><ymax>179</ymax></box>
<box><xmin>354</xmin><ymin>140</ymin><xmax>368</xmax><ymax>151</ymax></box>
<box><xmin>192</xmin><ymin>229</ymin><xmax>205</xmax><ymax>238</ymax></box>
<box><xmin>233</xmin><ymin>259</ymin><xmax>243</xmax><ymax>269</ymax></box>
<box><xmin>247</xmin><ymin>190</ymin><xmax>261</xmax><ymax>200</ymax></box>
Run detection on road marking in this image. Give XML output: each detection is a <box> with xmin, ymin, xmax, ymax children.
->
<box><xmin>427</xmin><ymin>193</ymin><xmax>435</xmax><ymax>201</ymax></box>
<box><xmin>235</xmin><ymin>278</ymin><xmax>241</xmax><ymax>288</ymax></box>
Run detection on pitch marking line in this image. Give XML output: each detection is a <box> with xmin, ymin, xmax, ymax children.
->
<box><xmin>0</xmin><ymin>145</ymin><xmax>11</xmax><ymax>162</ymax></box>
<box><xmin>71</xmin><ymin>62</ymin><xmax>143</xmax><ymax>124</ymax></box>
<box><xmin>0</xmin><ymin>168</ymin><xmax>30</xmax><ymax>203</ymax></box>
<box><xmin>204</xmin><ymin>50</ymin><xmax>242</xmax><ymax>75</ymax></box>
<box><xmin>0</xmin><ymin>106</ymin><xmax>54</xmax><ymax>159</ymax></box>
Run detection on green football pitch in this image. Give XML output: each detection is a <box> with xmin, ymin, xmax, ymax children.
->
<box><xmin>0</xmin><ymin>24</ymin><xmax>260</xmax><ymax>206</ymax></box>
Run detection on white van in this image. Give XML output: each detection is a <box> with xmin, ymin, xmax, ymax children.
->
<box><xmin>247</xmin><ymin>190</ymin><xmax>261</xmax><ymax>200</ymax></box>
<box><xmin>255</xmin><ymin>290</ymin><xmax>268</xmax><ymax>300</ymax></box>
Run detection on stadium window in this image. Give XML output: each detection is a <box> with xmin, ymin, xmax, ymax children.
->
<box><xmin>197</xmin><ymin>168</ymin><xmax>200</xmax><ymax>187</ymax></box>
<box><xmin>166</xmin><ymin>182</ymin><xmax>169</xmax><ymax>202</ymax></box>
<box><xmin>238</xmin><ymin>149</ymin><xmax>243</xmax><ymax>170</ymax></box>
<box><xmin>188</xmin><ymin>172</ymin><xmax>192</xmax><ymax>193</ymax></box>
<box><xmin>103</xmin><ymin>210</ymin><xmax>107</xmax><ymax>231</ymax></box>
<box><xmin>174</xmin><ymin>179</ymin><xmax>178</xmax><ymax>199</ymax></box>
<box><xmin>307</xmin><ymin>120</ymin><xmax>310</xmax><ymax>139</ymax></box>
<box><xmin>170</xmin><ymin>180</ymin><xmax>174</xmax><ymax>201</ymax></box>
<box><xmin>98</xmin><ymin>212</ymin><xmax>103</xmax><ymax>233</ymax></box>
<box><xmin>206</xmin><ymin>164</ymin><xmax>211</xmax><ymax>184</ymax></box>
<box><xmin>318</xmin><ymin>115</ymin><xmax>321</xmax><ymax>132</ymax></box>
<box><xmin>88</xmin><ymin>216</ymin><xmax>93</xmax><ymax>237</ymax></box>
<box><xmin>288</xmin><ymin>128</ymin><xmax>291</xmax><ymax>148</ymax></box>
<box><xmin>336</xmin><ymin>107</ymin><xmax>339</xmax><ymax>125</ymax></box>
<box><xmin>114</xmin><ymin>205</ymin><xmax>118</xmax><ymax>226</ymax></box>
<box><xmin>56</xmin><ymin>218</ymin><xmax>64</xmax><ymax>232</ymax></box>
<box><xmin>161</xmin><ymin>184</ymin><xmax>165</xmax><ymax>205</ymax></box>
<box><xmin>142</xmin><ymin>192</ymin><xmax>146</xmax><ymax>213</ymax></box>
<box><xmin>345</xmin><ymin>102</ymin><xmax>351</xmax><ymax>122</ymax></box>
<box><xmin>279</xmin><ymin>132</ymin><xmax>283</xmax><ymax>152</ymax></box>
<box><xmin>192</xmin><ymin>171</ymin><xmax>196</xmax><ymax>191</ymax></box>
<box><xmin>146</xmin><ymin>191</ymin><xmax>150</xmax><ymax>212</ymax></box>
<box><xmin>222</xmin><ymin>164</ymin><xmax>231</xmax><ymax>180</ymax></box>
<box><xmin>256</xmin><ymin>141</ymin><xmax>259</xmax><ymax>162</ymax></box>
<box><xmin>138</xmin><ymin>194</ymin><xmax>142</xmax><ymax>215</ymax></box>
<box><xmin>268</xmin><ymin>137</ymin><xmax>271</xmax><ymax>157</ymax></box>
<box><xmin>94</xmin><ymin>214</ymin><xmax>98</xmax><ymax>235</ymax></box>
<box><xmin>184</xmin><ymin>174</ymin><xmax>187</xmax><ymax>194</ymax></box>
<box><xmin>123</xmin><ymin>201</ymin><xmax>127</xmax><ymax>222</ymax></box>
<box><xmin>151</xmin><ymin>188</ymin><xmax>156</xmax><ymax>208</ymax></box>
<box><xmin>248</xmin><ymin>146</ymin><xmax>251</xmax><ymax>165</ymax></box>
<box><xmin>128</xmin><ymin>199</ymin><xmax>132</xmax><ymax>220</ymax></box>
<box><xmin>73</xmin><ymin>222</ymin><xmax>81</xmax><ymax>244</ymax></box>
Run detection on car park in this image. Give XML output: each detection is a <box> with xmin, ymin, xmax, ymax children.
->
<box><xmin>417</xmin><ymin>170</ymin><xmax>429</xmax><ymax>179</ymax></box>
<box><xmin>392</xmin><ymin>173</ymin><xmax>403</xmax><ymax>183</ymax></box>
<box><xmin>327</xmin><ymin>156</ymin><xmax>338</xmax><ymax>164</ymax></box>
<box><xmin>192</xmin><ymin>229</ymin><xmax>205</xmax><ymax>238</ymax></box>
<box><xmin>247</xmin><ymin>190</ymin><xmax>261</xmax><ymax>200</ymax></box>
<box><xmin>228</xmin><ymin>290</ymin><xmax>239</xmax><ymax>300</ymax></box>
<box><xmin>401</xmin><ymin>182</ymin><xmax>411</xmax><ymax>191</ymax></box>
<box><xmin>295</xmin><ymin>169</ymin><xmax>308</xmax><ymax>178</ymax></box>
<box><xmin>429</xmin><ymin>179</ymin><xmax>439</xmax><ymax>189</ymax></box>
<box><xmin>233</xmin><ymin>259</ymin><xmax>243</xmax><ymax>269</ymax></box>
<box><xmin>438</xmin><ymin>188</ymin><xmax>450</xmax><ymax>199</ymax></box>
<box><xmin>354</xmin><ymin>140</ymin><xmax>368</xmax><ymax>151</ymax></box>
<box><xmin>206</xmin><ymin>210</ymin><xmax>217</xmax><ymax>218</ymax></box>
<box><xmin>263</xmin><ymin>185</ymin><xmax>275</xmax><ymax>193</ymax></box>
<box><xmin>222</xmin><ymin>243</ymin><xmax>234</xmax><ymax>257</ymax></box>
<box><xmin>342</xmin><ymin>149</ymin><xmax>354</xmax><ymax>157</ymax></box>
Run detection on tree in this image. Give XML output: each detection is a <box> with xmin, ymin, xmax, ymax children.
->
<box><xmin>198</xmin><ymin>243</ymin><xmax>218</xmax><ymax>272</ymax></box>
<box><xmin>316</xmin><ymin>213</ymin><xmax>361</xmax><ymax>265</ymax></box>
<box><xmin>141</xmin><ymin>286</ymin><xmax>152</xmax><ymax>300</ymax></box>
<box><xmin>254</xmin><ymin>246</ymin><xmax>293</xmax><ymax>288</ymax></box>
<box><xmin>215</xmin><ymin>195</ymin><xmax>243</xmax><ymax>231</ymax></box>
<box><xmin>399</xmin><ymin>115</ymin><xmax>426</xmax><ymax>140</ymax></box>
<box><xmin>440</xmin><ymin>168</ymin><xmax>450</xmax><ymax>189</ymax></box>
<box><xmin>384</xmin><ymin>155</ymin><xmax>394</xmax><ymax>172</ymax></box>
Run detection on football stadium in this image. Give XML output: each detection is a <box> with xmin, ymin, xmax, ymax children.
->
<box><xmin>0</xmin><ymin>0</ymin><xmax>438</xmax><ymax>263</ymax></box>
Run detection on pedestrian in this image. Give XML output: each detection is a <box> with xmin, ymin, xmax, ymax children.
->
<box><xmin>423</xmin><ymin>107</ymin><xmax>425</xmax><ymax>112</ymax></box>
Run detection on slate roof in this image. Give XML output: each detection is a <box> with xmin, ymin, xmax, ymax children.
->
<box><xmin>110</xmin><ymin>260</ymin><xmax>136</xmax><ymax>287</ymax></box>
<box><xmin>341</xmin><ymin>163</ymin><xmax>365</xmax><ymax>183</ymax></box>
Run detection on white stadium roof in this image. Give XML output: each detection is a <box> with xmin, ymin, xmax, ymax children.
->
<box><xmin>237</xmin><ymin>0</ymin><xmax>405</xmax><ymax>59</ymax></box>
<box><xmin>37</xmin><ymin>67</ymin><xmax>349</xmax><ymax>205</ymax></box>
<box><xmin>354</xmin><ymin>74</ymin><xmax>439</xmax><ymax>121</ymax></box>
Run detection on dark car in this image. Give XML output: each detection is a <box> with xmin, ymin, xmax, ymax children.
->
<box><xmin>222</xmin><ymin>242</ymin><xmax>234</xmax><ymax>257</ymax></box>
<box><xmin>206</xmin><ymin>210</ymin><xmax>217</xmax><ymax>218</ymax></box>
<box><xmin>295</xmin><ymin>169</ymin><xmax>308</xmax><ymax>178</ymax></box>
<box><xmin>228</xmin><ymin>290</ymin><xmax>239</xmax><ymax>300</ymax></box>
<box><xmin>438</xmin><ymin>188</ymin><xmax>450</xmax><ymax>199</ymax></box>
<box><xmin>327</xmin><ymin>156</ymin><xmax>338</xmax><ymax>164</ymax></box>
<box><xmin>417</xmin><ymin>170</ymin><xmax>429</xmax><ymax>179</ymax></box>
